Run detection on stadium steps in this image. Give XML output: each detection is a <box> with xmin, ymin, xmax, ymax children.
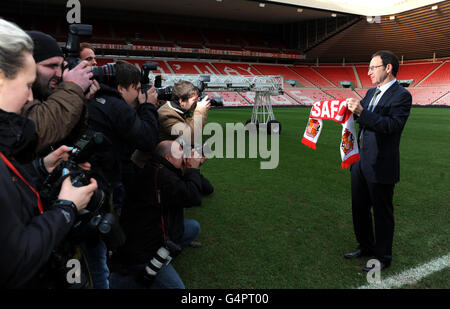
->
<box><xmin>285</xmin><ymin>67</ymin><xmax>316</xmax><ymax>87</ymax></box>
<box><xmin>352</xmin><ymin>65</ymin><xmax>363</xmax><ymax>88</ymax></box>
<box><xmin>432</xmin><ymin>89</ymin><xmax>450</xmax><ymax>105</ymax></box>
<box><xmin>352</xmin><ymin>89</ymin><xmax>363</xmax><ymax>99</ymax></box>
<box><xmin>165</xmin><ymin>60</ymin><xmax>176</xmax><ymax>74</ymax></box>
<box><xmin>415</xmin><ymin>61</ymin><xmax>448</xmax><ymax>87</ymax></box>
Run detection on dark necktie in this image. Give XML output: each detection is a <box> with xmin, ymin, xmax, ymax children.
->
<box><xmin>359</xmin><ymin>88</ymin><xmax>381</xmax><ymax>149</ymax></box>
<box><xmin>368</xmin><ymin>88</ymin><xmax>381</xmax><ymax>111</ymax></box>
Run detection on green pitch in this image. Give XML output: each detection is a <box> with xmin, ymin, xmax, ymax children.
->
<box><xmin>175</xmin><ymin>107</ymin><xmax>450</xmax><ymax>289</ymax></box>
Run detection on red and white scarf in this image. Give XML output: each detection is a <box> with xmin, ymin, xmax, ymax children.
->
<box><xmin>301</xmin><ymin>99</ymin><xmax>360</xmax><ymax>169</ymax></box>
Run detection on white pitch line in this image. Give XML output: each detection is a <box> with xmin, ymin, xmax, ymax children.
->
<box><xmin>358</xmin><ymin>252</ymin><xmax>450</xmax><ymax>289</ymax></box>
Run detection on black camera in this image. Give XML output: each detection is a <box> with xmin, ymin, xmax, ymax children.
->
<box><xmin>41</xmin><ymin>130</ymin><xmax>124</xmax><ymax>248</ymax></box>
<box><xmin>142</xmin><ymin>240</ymin><xmax>182</xmax><ymax>286</ymax></box>
<box><xmin>63</xmin><ymin>23</ymin><xmax>117</xmax><ymax>86</ymax></box>
<box><xmin>140</xmin><ymin>62</ymin><xmax>173</xmax><ymax>101</ymax></box>
<box><xmin>194</xmin><ymin>75</ymin><xmax>223</xmax><ymax>107</ymax></box>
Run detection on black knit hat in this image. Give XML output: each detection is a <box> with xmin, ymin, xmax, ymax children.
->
<box><xmin>26</xmin><ymin>31</ymin><xmax>64</xmax><ymax>63</ymax></box>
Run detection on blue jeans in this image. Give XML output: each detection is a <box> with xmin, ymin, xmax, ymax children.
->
<box><xmin>80</xmin><ymin>240</ymin><xmax>110</xmax><ymax>289</ymax></box>
<box><xmin>109</xmin><ymin>219</ymin><xmax>200</xmax><ymax>289</ymax></box>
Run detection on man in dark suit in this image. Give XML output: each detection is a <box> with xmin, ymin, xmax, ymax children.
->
<box><xmin>346</xmin><ymin>50</ymin><xmax>412</xmax><ymax>272</ymax></box>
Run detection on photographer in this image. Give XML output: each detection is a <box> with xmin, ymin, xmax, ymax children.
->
<box><xmin>85</xmin><ymin>60</ymin><xmax>159</xmax><ymax>206</ymax></box>
<box><xmin>79</xmin><ymin>42</ymin><xmax>97</xmax><ymax>66</ymax></box>
<box><xmin>77</xmin><ymin>60</ymin><xmax>157</xmax><ymax>289</ymax></box>
<box><xmin>110</xmin><ymin>140</ymin><xmax>204</xmax><ymax>289</ymax></box>
<box><xmin>157</xmin><ymin>80</ymin><xmax>210</xmax><ymax>145</ymax></box>
<box><xmin>21</xmin><ymin>30</ymin><xmax>94</xmax><ymax>154</ymax></box>
<box><xmin>0</xmin><ymin>19</ymin><xmax>97</xmax><ymax>288</ymax></box>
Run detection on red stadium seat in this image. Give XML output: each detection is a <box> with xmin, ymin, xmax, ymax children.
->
<box><xmin>290</xmin><ymin>66</ymin><xmax>337</xmax><ymax>88</ymax></box>
<box><xmin>167</xmin><ymin>61</ymin><xmax>220</xmax><ymax>75</ymax></box>
<box><xmin>284</xmin><ymin>88</ymin><xmax>332</xmax><ymax>105</ymax></box>
<box><xmin>252</xmin><ymin>64</ymin><xmax>314</xmax><ymax>87</ymax></box>
<box><xmin>419</xmin><ymin>62</ymin><xmax>450</xmax><ymax>86</ymax></box>
<box><xmin>313</xmin><ymin>66</ymin><xmax>359</xmax><ymax>88</ymax></box>
<box><xmin>407</xmin><ymin>87</ymin><xmax>450</xmax><ymax>105</ymax></box>
<box><xmin>214</xmin><ymin>63</ymin><xmax>262</xmax><ymax>76</ymax></box>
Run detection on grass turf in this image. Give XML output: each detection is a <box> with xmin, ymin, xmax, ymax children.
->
<box><xmin>173</xmin><ymin>107</ymin><xmax>450</xmax><ymax>289</ymax></box>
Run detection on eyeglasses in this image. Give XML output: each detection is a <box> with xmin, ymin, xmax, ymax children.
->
<box><xmin>368</xmin><ymin>65</ymin><xmax>385</xmax><ymax>71</ymax></box>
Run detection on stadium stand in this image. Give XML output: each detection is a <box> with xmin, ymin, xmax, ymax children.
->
<box><xmin>204</xmin><ymin>92</ymin><xmax>250</xmax><ymax>106</ymax></box>
<box><xmin>213</xmin><ymin>62</ymin><xmax>262</xmax><ymax>76</ymax></box>
<box><xmin>418</xmin><ymin>61</ymin><xmax>450</xmax><ymax>86</ymax></box>
<box><xmin>433</xmin><ymin>92</ymin><xmax>450</xmax><ymax>106</ymax></box>
<box><xmin>167</xmin><ymin>61</ymin><xmax>221</xmax><ymax>75</ymax></box>
<box><xmin>284</xmin><ymin>88</ymin><xmax>332</xmax><ymax>105</ymax></box>
<box><xmin>407</xmin><ymin>87</ymin><xmax>450</xmax><ymax>106</ymax></box>
<box><xmin>91</xmin><ymin>57</ymin><xmax>450</xmax><ymax>106</ymax></box>
<box><xmin>160</xmin><ymin>25</ymin><xmax>204</xmax><ymax>44</ymax></box>
<box><xmin>313</xmin><ymin>66</ymin><xmax>359</xmax><ymax>88</ymax></box>
<box><xmin>290</xmin><ymin>66</ymin><xmax>337</xmax><ymax>88</ymax></box>
<box><xmin>305</xmin><ymin>1</ymin><xmax>450</xmax><ymax>63</ymax></box>
<box><xmin>7</xmin><ymin>0</ymin><xmax>449</xmax><ymax>107</ymax></box>
<box><xmin>321</xmin><ymin>88</ymin><xmax>362</xmax><ymax>100</ymax></box>
<box><xmin>252</xmin><ymin>64</ymin><xmax>315</xmax><ymax>87</ymax></box>
<box><xmin>396</xmin><ymin>62</ymin><xmax>442</xmax><ymax>87</ymax></box>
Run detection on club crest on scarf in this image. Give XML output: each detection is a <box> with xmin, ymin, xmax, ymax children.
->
<box><xmin>341</xmin><ymin>128</ymin><xmax>355</xmax><ymax>155</ymax></box>
<box><xmin>305</xmin><ymin>119</ymin><xmax>321</xmax><ymax>138</ymax></box>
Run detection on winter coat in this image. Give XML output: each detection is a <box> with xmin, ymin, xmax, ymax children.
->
<box><xmin>157</xmin><ymin>101</ymin><xmax>208</xmax><ymax>144</ymax></box>
<box><xmin>116</xmin><ymin>155</ymin><xmax>203</xmax><ymax>265</ymax></box>
<box><xmin>85</xmin><ymin>84</ymin><xmax>159</xmax><ymax>188</ymax></box>
<box><xmin>21</xmin><ymin>82</ymin><xmax>86</xmax><ymax>154</ymax></box>
<box><xmin>0</xmin><ymin>109</ymin><xmax>78</xmax><ymax>288</ymax></box>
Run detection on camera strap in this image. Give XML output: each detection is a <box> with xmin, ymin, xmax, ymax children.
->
<box><xmin>153</xmin><ymin>163</ymin><xmax>168</xmax><ymax>244</ymax></box>
<box><xmin>0</xmin><ymin>152</ymin><xmax>44</xmax><ymax>214</ymax></box>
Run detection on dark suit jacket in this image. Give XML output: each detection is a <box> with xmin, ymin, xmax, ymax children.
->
<box><xmin>356</xmin><ymin>81</ymin><xmax>412</xmax><ymax>184</ymax></box>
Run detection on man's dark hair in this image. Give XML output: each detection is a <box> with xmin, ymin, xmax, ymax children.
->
<box><xmin>372</xmin><ymin>50</ymin><xmax>400</xmax><ymax>77</ymax></box>
<box><xmin>80</xmin><ymin>42</ymin><xmax>94</xmax><ymax>53</ymax></box>
<box><xmin>171</xmin><ymin>80</ymin><xmax>199</xmax><ymax>102</ymax></box>
<box><xmin>115</xmin><ymin>60</ymin><xmax>140</xmax><ymax>89</ymax></box>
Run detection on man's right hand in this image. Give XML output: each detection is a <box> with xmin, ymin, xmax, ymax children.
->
<box><xmin>195</xmin><ymin>95</ymin><xmax>210</xmax><ymax>113</ymax></box>
<box><xmin>138</xmin><ymin>86</ymin><xmax>158</xmax><ymax>106</ymax></box>
<box><xmin>58</xmin><ymin>174</ymin><xmax>98</xmax><ymax>211</ymax></box>
<box><xmin>185</xmin><ymin>149</ymin><xmax>203</xmax><ymax>169</ymax></box>
<box><xmin>63</xmin><ymin>60</ymin><xmax>94</xmax><ymax>92</ymax></box>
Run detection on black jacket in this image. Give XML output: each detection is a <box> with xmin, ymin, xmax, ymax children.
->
<box><xmin>0</xmin><ymin>110</ymin><xmax>78</xmax><ymax>288</ymax></box>
<box><xmin>85</xmin><ymin>84</ymin><xmax>159</xmax><ymax>189</ymax></box>
<box><xmin>355</xmin><ymin>82</ymin><xmax>412</xmax><ymax>184</ymax></box>
<box><xmin>117</xmin><ymin>155</ymin><xmax>203</xmax><ymax>265</ymax></box>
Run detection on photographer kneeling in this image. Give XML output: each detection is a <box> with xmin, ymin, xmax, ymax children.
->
<box><xmin>0</xmin><ymin>19</ymin><xmax>97</xmax><ymax>288</ymax></box>
<box><xmin>110</xmin><ymin>140</ymin><xmax>205</xmax><ymax>289</ymax></box>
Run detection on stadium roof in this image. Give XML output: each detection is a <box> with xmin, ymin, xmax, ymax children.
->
<box><xmin>18</xmin><ymin>0</ymin><xmax>446</xmax><ymax>23</ymax></box>
<box><xmin>268</xmin><ymin>0</ymin><xmax>446</xmax><ymax>16</ymax></box>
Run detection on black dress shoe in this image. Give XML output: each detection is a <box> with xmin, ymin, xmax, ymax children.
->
<box><xmin>344</xmin><ymin>248</ymin><xmax>373</xmax><ymax>259</ymax></box>
<box><xmin>362</xmin><ymin>261</ymin><xmax>390</xmax><ymax>272</ymax></box>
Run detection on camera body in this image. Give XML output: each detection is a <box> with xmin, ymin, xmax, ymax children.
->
<box><xmin>41</xmin><ymin>130</ymin><xmax>124</xmax><ymax>248</ymax></box>
<box><xmin>63</xmin><ymin>23</ymin><xmax>117</xmax><ymax>86</ymax></box>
